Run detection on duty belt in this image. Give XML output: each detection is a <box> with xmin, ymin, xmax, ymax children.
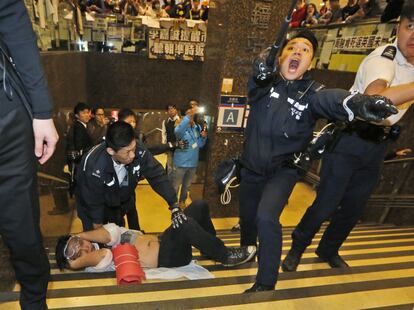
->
<box><xmin>345</xmin><ymin>120</ymin><xmax>392</xmax><ymax>143</ymax></box>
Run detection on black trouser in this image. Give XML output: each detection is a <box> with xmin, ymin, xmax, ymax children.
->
<box><xmin>239</xmin><ymin>167</ymin><xmax>299</xmax><ymax>287</ymax></box>
<box><xmin>291</xmin><ymin>133</ymin><xmax>387</xmax><ymax>257</ymax></box>
<box><xmin>0</xmin><ymin>92</ymin><xmax>50</xmax><ymax>310</ymax></box>
<box><xmin>78</xmin><ymin>196</ymin><xmax>139</xmax><ymax>231</ymax></box>
<box><xmin>125</xmin><ymin>194</ymin><xmax>140</xmax><ymax>230</ymax></box>
<box><xmin>157</xmin><ymin>200</ymin><xmax>227</xmax><ymax>267</ymax></box>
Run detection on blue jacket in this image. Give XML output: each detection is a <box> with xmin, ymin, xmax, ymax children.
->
<box><xmin>173</xmin><ymin>115</ymin><xmax>207</xmax><ymax>168</ymax></box>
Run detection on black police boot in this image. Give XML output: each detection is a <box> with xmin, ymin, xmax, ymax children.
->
<box><xmin>315</xmin><ymin>250</ymin><xmax>349</xmax><ymax>268</ymax></box>
<box><xmin>281</xmin><ymin>248</ymin><xmax>303</xmax><ymax>272</ymax></box>
<box><xmin>244</xmin><ymin>282</ymin><xmax>275</xmax><ymax>293</ymax></box>
<box><xmin>222</xmin><ymin>246</ymin><xmax>256</xmax><ymax>267</ymax></box>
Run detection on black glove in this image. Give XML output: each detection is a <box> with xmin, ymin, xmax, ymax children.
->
<box><xmin>171</xmin><ymin>206</ymin><xmax>187</xmax><ymax>229</ymax></box>
<box><xmin>252</xmin><ymin>47</ymin><xmax>276</xmax><ymax>84</ymax></box>
<box><xmin>345</xmin><ymin>93</ymin><xmax>398</xmax><ymax>122</ymax></box>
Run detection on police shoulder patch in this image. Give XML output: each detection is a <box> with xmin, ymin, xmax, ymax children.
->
<box><xmin>381</xmin><ymin>46</ymin><xmax>397</xmax><ymax>61</ymax></box>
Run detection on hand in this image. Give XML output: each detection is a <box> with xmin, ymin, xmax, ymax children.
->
<box><xmin>185</xmin><ymin>106</ymin><xmax>198</xmax><ymax>117</ymax></box>
<box><xmin>33</xmin><ymin>118</ymin><xmax>59</xmax><ymax>164</ymax></box>
<box><xmin>171</xmin><ymin>207</ymin><xmax>187</xmax><ymax>229</ymax></box>
<box><xmin>253</xmin><ymin>47</ymin><xmax>276</xmax><ymax>83</ymax></box>
<box><xmin>347</xmin><ymin>94</ymin><xmax>398</xmax><ymax>122</ymax></box>
<box><xmin>396</xmin><ymin>148</ymin><xmax>412</xmax><ymax>156</ymax></box>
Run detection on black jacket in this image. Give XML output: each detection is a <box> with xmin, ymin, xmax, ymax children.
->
<box><xmin>76</xmin><ymin>140</ymin><xmax>177</xmax><ymax>225</ymax></box>
<box><xmin>67</xmin><ymin>120</ymin><xmax>93</xmax><ymax>154</ymax></box>
<box><xmin>242</xmin><ymin>73</ymin><xmax>353</xmax><ymax>176</ymax></box>
<box><xmin>87</xmin><ymin>119</ymin><xmax>107</xmax><ymax>145</ymax></box>
<box><xmin>0</xmin><ymin>0</ymin><xmax>53</xmax><ymax>119</ymax></box>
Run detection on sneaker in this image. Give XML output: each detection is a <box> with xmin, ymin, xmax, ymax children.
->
<box><xmin>281</xmin><ymin>249</ymin><xmax>303</xmax><ymax>272</ymax></box>
<box><xmin>315</xmin><ymin>250</ymin><xmax>349</xmax><ymax>268</ymax></box>
<box><xmin>222</xmin><ymin>246</ymin><xmax>256</xmax><ymax>267</ymax></box>
<box><xmin>244</xmin><ymin>282</ymin><xmax>274</xmax><ymax>293</ymax></box>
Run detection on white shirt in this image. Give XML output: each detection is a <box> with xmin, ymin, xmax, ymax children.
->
<box><xmin>161</xmin><ymin>115</ymin><xmax>180</xmax><ymax>144</ymax></box>
<box><xmin>77</xmin><ymin>120</ymin><xmax>87</xmax><ymax>128</ymax></box>
<box><xmin>350</xmin><ymin>40</ymin><xmax>414</xmax><ymax>126</ymax></box>
<box><xmin>112</xmin><ymin>160</ymin><xmax>127</xmax><ymax>185</ymax></box>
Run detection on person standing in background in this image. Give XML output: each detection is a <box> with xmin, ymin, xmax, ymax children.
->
<box><xmin>289</xmin><ymin>0</ymin><xmax>307</xmax><ymax>27</ymax></box>
<box><xmin>162</xmin><ymin>104</ymin><xmax>180</xmax><ymax>176</ymax></box>
<box><xmin>88</xmin><ymin>107</ymin><xmax>109</xmax><ymax>145</ymax></box>
<box><xmin>172</xmin><ymin>100</ymin><xmax>207</xmax><ymax>208</ymax></box>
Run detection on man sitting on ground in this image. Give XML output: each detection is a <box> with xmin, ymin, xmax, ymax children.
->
<box><xmin>55</xmin><ymin>200</ymin><xmax>256</xmax><ymax>271</ymax></box>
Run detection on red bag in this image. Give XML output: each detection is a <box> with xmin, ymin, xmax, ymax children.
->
<box><xmin>112</xmin><ymin>244</ymin><xmax>146</xmax><ymax>285</ymax></box>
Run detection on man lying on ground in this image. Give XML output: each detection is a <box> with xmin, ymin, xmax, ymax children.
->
<box><xmin>55</xmin><ymin>200</ymin><xmax>256</xmax><ymax>272</ymax></box>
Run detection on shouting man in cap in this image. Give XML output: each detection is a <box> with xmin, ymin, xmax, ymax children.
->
<box><xmin>239</xmin><ymin>29</ymin><xmax>398</xmax><ymax>293</ymax></box>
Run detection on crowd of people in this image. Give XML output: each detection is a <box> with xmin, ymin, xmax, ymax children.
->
<box><xmin>73</xmin><ymin>0</ymin><xmax>209</xmax><ymax>21</ymax></box>
<box><xmin>290</xmin><ymin>0</ymin><xmax>402</xmax><ymax>28</ymax></box>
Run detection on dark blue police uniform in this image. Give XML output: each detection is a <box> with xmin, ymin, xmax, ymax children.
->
<box><xmin>76</xmin><ymin>140</ymin><xmax>178</xmax><ymax>231</ymax></box>
<box><xmin>0</xmin><ymin>1</ymin><xmax>53</xmax><ymax>309</ymax></box>
<box><xmin>291</xmin><ymin>128</ymin><xmax>389</xmax><ymax>258</ymax></box>
<box><xmin>240</xmin><ymin>72</ymin><xmax>364</xmax><ymax>288</ymax></box>
<box><xmin>289</xmin><ymin>42</ymin><xmax>414</xmax><ymax>260</ymax></box>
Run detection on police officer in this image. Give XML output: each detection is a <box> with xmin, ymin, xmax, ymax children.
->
<box><xmin>0</xmin><ymin>1</ymin><xmax>59</xmax><ymax>309</ymax></box>
<box><xmin>283</xmin><ymin>3</ymin><xmax>414</xmax><ymax>272</ymax></box>
<box><xmin>240</xmin><ymin>29</ymin><xmax>397</xmax><ymax>293</ymax></box>
<box><xmin>76</xmin><ymin>121</ymin><xmax>187</xmax><ymax>231</ymax></box>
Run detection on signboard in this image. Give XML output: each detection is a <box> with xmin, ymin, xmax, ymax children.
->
<box><xmin>216</xmin><ymin>95</ymin><xmax>247</xmax><ymax>132</ymax></box>
<box><xmin>148</xmin><ymin>25</ymin><xmax>206</xmax><ymax>61</ymax></box>
<box><xmin>333</xmin><ymin>35</ymin><xmax>383</xmax><ymax>51</ymax></box>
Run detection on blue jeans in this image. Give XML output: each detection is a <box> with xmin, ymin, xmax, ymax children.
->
<box><xmin>172</xmin><ymin>167</ymin><xmax>197</xmax><ymax>203</ymax></box>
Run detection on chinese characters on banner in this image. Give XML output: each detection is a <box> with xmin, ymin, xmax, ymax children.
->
<box><xmin>148</xmin><ymin>25</ymin><xmax>207</xmax><ymax>61</ymax></box>
<box><xmin>333</xmin><ymin>35</ymin><xmax>384</xmax><ymax>51</ymax></box>
<box><xmin>217</xmin><ymin>96</ymin><xmax>248</xmax><ymax>132</ymax></box>
<box><xmin>246</xmin><ymin>0</ymin><xmax>273</xmax><ymax>53</ymax></box>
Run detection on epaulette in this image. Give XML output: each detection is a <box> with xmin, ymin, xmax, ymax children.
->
<box><xmin>381</xmin><ymin>45</ymin><xmax>397</xmax><ymax>61</ymax></box>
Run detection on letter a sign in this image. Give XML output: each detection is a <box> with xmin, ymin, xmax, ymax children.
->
<box><xmin>217</xmin><ymin>95</ymin><xmax>247</xmax><ymax>132</ymax></box>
